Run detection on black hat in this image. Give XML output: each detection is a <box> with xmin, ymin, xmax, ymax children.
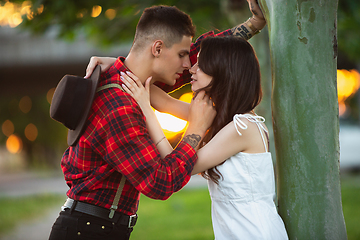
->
<box><xmin>50</xmin><ymin>65</ymin><xmax>101</xmax><ymax>146</ymax></box>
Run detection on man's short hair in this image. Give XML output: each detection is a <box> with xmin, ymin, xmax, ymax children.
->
<box><xmin>132</xmin><ymin>5</ymin><xmax>196</xmax><ymax>51</ymax></box>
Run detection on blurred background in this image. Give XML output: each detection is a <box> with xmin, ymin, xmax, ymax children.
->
<box><xmin>0</xmin><ymin>0</ymin><xmax>359</xmax><ymax>239</ymax></box>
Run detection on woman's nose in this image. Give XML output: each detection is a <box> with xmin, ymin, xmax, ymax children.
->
<box><xmin>189</xmin><ymin>63</ymin><xmax>198</xmax><ymax>74</ymax></box>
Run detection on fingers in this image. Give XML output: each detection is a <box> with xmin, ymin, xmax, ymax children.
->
<box><xmin>124</xmin><ymin>71</ymin><xmax>142</xmax><ymax>86</ymax></box>
<box><xmin>192</xmin><ymin>91</ymin><xmax>214</xmax><ymax>107</ymax></box>
<box><xmin>121</xmin><ymin>73</ymin><xmax>139</xmax><ymax>97</ymax></box>
<box><xmin>85</xmin><ymin>56</ymin><xmax>117</xmax><ymax>78</ymax></box>
<box><xmin>120</xmin><ymin>71</ymin><xmax>140</xmax><ymax>88</ymax></box>
<box><xmin>193</xmin><ymin>91</ymin><xmax>210</xmax><ymax>102</ymax></box>
<box><xmin>121</xmin><ymin>82</ymin><xmax>133</xmax><ymax>97</ymax></box>
<box><xmin>144</xmin><ymin>76</ymin><xmax>152</xmax><ymax>92</ymax></box>
<box><xmin>120</xmin><ymin>72</ymin><xmax>152</xmax><ymax>98</ymax></box>
<box><xmin>85</xmin><ymin>56</ymin><xmax>100</xmax><ymax>78</ymax></box>
<box><xmin>247</xmin><ymin>0</ymin><xmax>265</xmax><ymax>21</ymax></box>
<box><xmin>121</xmin><ymin>76</ymin><xmax>134</xmax><ymax>97</ymax></box>
<box><xmin>193</xmin><ymin>90</ymin><xmax>206</xmax><ymax>100</ymax></box>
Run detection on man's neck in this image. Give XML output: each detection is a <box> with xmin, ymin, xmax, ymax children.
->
<box><xmin>124</xmin><ymin>51</ymin><xmax>157</xmax><ymax>84</ymax></box>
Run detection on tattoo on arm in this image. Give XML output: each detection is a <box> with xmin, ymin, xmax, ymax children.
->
<box><xmin>183</xmin><ymin>134</ymin><xmax>202</xmax><ymax>149</ymax></box>
<box><xmin>232</xmin><ymin>25</ymin><xmax>252</xmax><ymax>40</ymax></box>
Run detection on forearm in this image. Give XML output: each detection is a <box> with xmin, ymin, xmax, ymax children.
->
<box><xmin>141</xmin><ymin>105</ymin><xmax>173</xmax><ymax>158</ymax></box>
<box><xmin>181</xmin><ymin>91</ymin><xmax>216</xmax><ymax>152</ymax></box>
<box><xmin>105</xmin><ymin>107</ymin><xmax>196</xmax><ymax>200</ymax></box>
<box><xmin>231</xmin><ymin>18</ymin><xmax>263</xmax><ymax>40</ymax></box>
<box><xmin>181</xmin><ymin>126</ymin><xmax>206</xmax><ymax>152</ymax></box>
<box><xmin>150</xmin><ymin>85</ymin><xmax>190</xmax><ymax>120</ymax></box>
<box><xmin>231</xmin><ymin>0</ymin><xmax>266</xmax><ymax>40</ymax></box>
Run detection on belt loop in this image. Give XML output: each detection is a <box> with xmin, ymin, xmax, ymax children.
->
<box><xmin>70</xmin><ymin>200</ymin><xmax>77</xmax><ymax>213</ymax></box>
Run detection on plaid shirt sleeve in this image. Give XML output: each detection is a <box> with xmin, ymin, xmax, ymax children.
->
<box><xmin>61</xmin><ymin>58</ymin><xmax>199</xmax><ymax>215</ymax></box>
<box><xmin>155</xmin><ymin>29</ymin><xmax>232</xmax><ymax>93</ymax></box>
<box><xmin>90</xmin><ymin>89</ymin><xmax>196</xmax><ymax>200</ymax></box>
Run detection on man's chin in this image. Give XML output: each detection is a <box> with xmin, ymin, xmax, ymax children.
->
<box><xmin>165</xmin><ymin>78</ymin><xmax>177</xmax><ymax>86</ymax></box>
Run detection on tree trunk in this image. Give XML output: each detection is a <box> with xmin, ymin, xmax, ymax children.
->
<box><xmin>260</xmin><ymin>0</ymin><xmax>347</xmax><ymax>239</ymax></box>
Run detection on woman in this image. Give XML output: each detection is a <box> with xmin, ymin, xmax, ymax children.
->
<box><xmin>122</xmin><ymin>36</ymin><xmax>288</xmax><ymax>240</ymax></box>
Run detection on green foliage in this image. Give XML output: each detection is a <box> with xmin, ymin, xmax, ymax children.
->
<box><xmin>338</xmin><ymin>0</ymin><xmax>360</xmax><ymax>62</ymax></box>
<box><xmin>15</xmin><ymin>0</ymin><xmax>230</xmax><ymax>48</ymax></box>
<box><xmin>13</xmin><ymin>0</ymin><xmax>360</xmax><ymax>62</ymax></box>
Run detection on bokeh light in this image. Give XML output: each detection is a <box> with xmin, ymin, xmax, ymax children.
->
<box><xmin>155</xmin><ymin>92</ymin><xmax>192</xmax><ymax>139</ymax></box>
<box><xmin>47</xmin><ymin>88</ymin><xmax>55</xmax><ymax>104</ymax></box>
<box><xmin>337</xmin><ymin>69</ymin><xmax>360</xmax><ymax>116</ymax></box>
<box><xmin>24</xmin><ymin>123</ymin><xmax>38</xmax><ymax>141</ymax></box>
<box><xmin>0</xmin><ymin>1</ymin><xmax>43</xmax><ymax>28</ymax></box>
<box><xmin>105</xmin><ymin>9</ymin><xmax>116</xmax><ymax>20</ymax></box>
<box><xmin>179</xmin><ymin>92</ymin><xmax>193</xmax><ymax>103</ymax></box>
<box><xmin>6</xmin><ymin>134</ymin><xmax>23</xmax><ymax>154</ymax></box>
<box><xmin>91</xmin><ymin>5</ymin><xmax>102</xmax><ymax>18</ymax></box>
<box><xmin>155</xmin><ymin>110</ymin><xmax>187</xmax><ymax>131</ymax></box>
<box><xmin>2</xmin><ymin>120</ymin><xmax>14</xmax><ymax>137</ymax></box>
<box><xmin>19</xmin><ymin>96</ymin><xmax>32</xmax><ymax>113</ymax></box>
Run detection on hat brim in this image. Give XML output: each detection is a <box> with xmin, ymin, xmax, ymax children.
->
<box><xmin>67</xmin><ymin>65</ymin><xmax>101</xmax><ymax>146</ymax></box>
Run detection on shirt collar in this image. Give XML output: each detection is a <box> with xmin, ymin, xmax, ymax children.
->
<box><xmin>98</xmin><ymin>56</ymin><xmax>128</xmax><ymax>87</ymax></box>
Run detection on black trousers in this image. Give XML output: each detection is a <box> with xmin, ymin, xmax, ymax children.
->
<box><xmin>48</xmin><ymin>209</ymin><xmax>133</xmax><ymax>240</ymax></box>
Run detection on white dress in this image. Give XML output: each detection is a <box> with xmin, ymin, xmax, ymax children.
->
<box><xmin>208</xmin><ymin>114</ymin><xmax>288</xmax><ymax>240</ymax></box>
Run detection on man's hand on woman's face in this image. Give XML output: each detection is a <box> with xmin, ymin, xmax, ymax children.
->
<box><xmin>188</xmin><ymin>91</ymin><xmax>216</xmax><ymax>133</ymax></box>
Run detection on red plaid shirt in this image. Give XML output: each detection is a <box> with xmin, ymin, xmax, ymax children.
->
<box><xmin>61</xmin><ymin>29</ymin><xmax>232</xmax><ymax>216</ymax></box>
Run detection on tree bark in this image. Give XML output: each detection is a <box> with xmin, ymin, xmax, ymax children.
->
<box><xmin>260</xmin><ymin>0</ymin><xmax>347</xmax><ymax>239</ymax></box>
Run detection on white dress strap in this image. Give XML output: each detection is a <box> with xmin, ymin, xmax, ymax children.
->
<box><xmin>233</xmin><ymin>114</ymin><xmax>269</xmax><ymax>152</ymax></box>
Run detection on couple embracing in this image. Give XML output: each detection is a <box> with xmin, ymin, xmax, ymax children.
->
<box><xmin>49</xmin><ymin>1</ymin><xmax>288</xmax><ymax>239</ymax></box>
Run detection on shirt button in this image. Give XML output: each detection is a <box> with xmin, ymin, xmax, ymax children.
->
<box><xmin>102</xmin><ymin>226</ymin><xmax>105</xmax><ymax>229</ymax></box>
<box><xmin>87</xmin><ymin>222</ymin><xmax>90</xmax><ymax>225</ymax></box>
<box><xmin>77</xmin><ymin>232</ymin><xmax>81</xmax><ymax>236</ymax></box>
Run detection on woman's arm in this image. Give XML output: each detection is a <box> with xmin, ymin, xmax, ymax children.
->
<box><xmin>191</xmin><ymin>118</ymin><xmax>266</xmax><ymax>175</ymax></box>
<box><xmin>121</xmin><ymin>72</ymin><xmax>173</xmax><ymax>158</ymax></box>
<box><xmin>84</xmin><ymin>56</ymin><xmax>117</xmax><ymax>78</ymax></box>
<box><xmin>150</xmin><ymin>85</ymin><xmax>190</xmax><ymax>121</ymax></box>
<box><xmin>191</xmin><ymin>122</ymin><xmax>243</xmax><ymax>175</ymax></box>
<box><xmin>122</xmin><ymin>72</ymin><xmax>216</xmax><ymax>156</ymax></box>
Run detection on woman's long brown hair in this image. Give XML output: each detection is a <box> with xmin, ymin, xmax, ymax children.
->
<box><xmin>195</xmin><ymin>36</ymin><xmax>262</xmax><ymax>184</ymax></box>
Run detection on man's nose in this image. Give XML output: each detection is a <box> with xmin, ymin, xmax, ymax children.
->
<box><xmin>183</xmin><ymin>57</ymin><xmax>191</xmax><ymax>70</ymax></box>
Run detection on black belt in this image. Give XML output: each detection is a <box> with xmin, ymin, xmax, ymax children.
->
<box><xmin>62</xmin><ymin>198</ymin><xmax>137</xmax><ymax>228</ymax></box>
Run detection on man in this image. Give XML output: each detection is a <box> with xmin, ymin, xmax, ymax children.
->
<box><xmin>49</xmin><ymin>2</ymin><xmax>266</xmax><ymax>240</ymax></box>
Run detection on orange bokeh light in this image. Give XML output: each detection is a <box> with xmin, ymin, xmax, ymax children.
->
<box><xmin>91</xmin><ymin>5</ymin><xmax>102</xmax><ymax>18</ymax></box>
<box><xmin>0</xmin><ymin>1</ymin><xmax>43</xmax><ymax>28</ymax></box>
<box><xmin>337</xmin><ymin>69</ymin><xmax>360</xmax><ymax>116</ymax></box>
<box><xmin>155</xmin><ymin>92</ymin><xmax>192</xmax><ymax>139</ymax></box>
<box><xmin>2</xmin><ymin>120</ymin><xmax>14</xmax><ymax>137</ymax></box>
<box><xmin>24</xmin><ymin>123</ymin><xmax>38</xmax><ymax>141</ymax></box>
<box><xmin>6</xmin><ymin>134</ymin><xmax>23</xmax><ymax>154</ymax></box>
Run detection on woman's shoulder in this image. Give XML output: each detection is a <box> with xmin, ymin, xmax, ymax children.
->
<box><xmin>232</xmin><ymin>113</ymin><xmax>267</xmax><ymax>136</ymax></box>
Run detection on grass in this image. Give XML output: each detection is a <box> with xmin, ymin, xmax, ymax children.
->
<box><xmin>131</xmin><ymin>188</ymin><xmax>213</xmax><ymax>240</ymax></box>
<box><xmin>0</xmin><ymin>174</ymin><xmax>359</xmax><ymax>239</ymax></box>
<box><xmin>0</xmin><ymin>193</ymin><xmax>65</xmax><ymax>237</ymax></box>
<box><xmin>340</xmin><ymin>173</ymin><xmax>360</xmax><ymax>240</ymax></box>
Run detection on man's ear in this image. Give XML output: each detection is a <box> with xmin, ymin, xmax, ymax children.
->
<box><xmin>151</xmin><ymin>40</ymin><xmax>163</xmax><ymax>57</ymax></box>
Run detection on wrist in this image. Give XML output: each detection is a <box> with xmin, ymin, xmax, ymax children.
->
<box><xmin>249</xmin><ymin>16</ymin><xmax>266</xmax><ymax>31</ymax></box>
<box><xmin>186</xmin><ymin>122</ymin><xmax>208</xmax><ymax>136</ymax></box>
